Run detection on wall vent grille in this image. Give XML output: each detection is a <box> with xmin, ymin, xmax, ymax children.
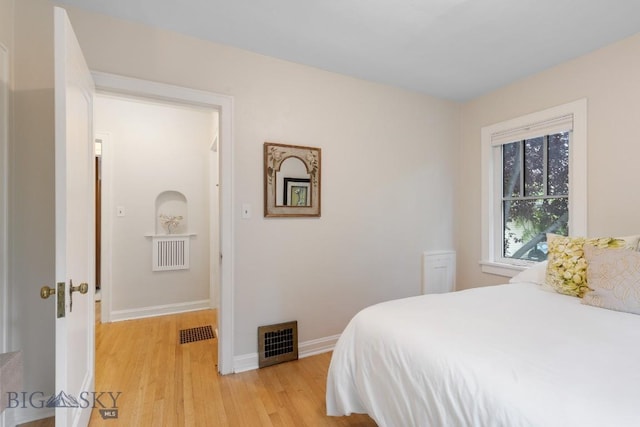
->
<box><xmin>258</xmin><ymin>321</ymin><xmax>298</xmax><ymax>368</ymax></box>
<box><xmin>152</xmin><ymin>236</ymin><xmax>190</xmax><ymax>271</ymax></box>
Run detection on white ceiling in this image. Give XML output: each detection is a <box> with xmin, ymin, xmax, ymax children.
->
<box><xmin>56</xmin><ymin>0</ymin><xmax>640</xmax><ymax>101</ymax></box>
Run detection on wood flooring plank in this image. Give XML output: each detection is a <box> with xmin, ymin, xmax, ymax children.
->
<box><xmin>86</xmin><ymin>306</ymin><xmax>376</xmax><ymax>426</ymax></box>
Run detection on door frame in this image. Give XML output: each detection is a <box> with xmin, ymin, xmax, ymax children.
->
<box><xmin>94</xmin><ymin>131</ymin><xmax>112</xmax><ymax>320</ymax></box>
<box><xmin>0</xmin><ymin>44</ymin><xmax>8</xmax><ymax>427</ymax></box>
<box><xmin>92</xmin><ymin>72</ymin><xmax>235</xmax><ymax>374</ymax></box>
<box><xmin>0</xmin><ymin>43</ymin><xmax>9</xmax><ymax>356</ymax></box>
<box><xmin>209</xmin><ymin>129</ymin><xmax>220</xmax><ymax>311</ymax></box>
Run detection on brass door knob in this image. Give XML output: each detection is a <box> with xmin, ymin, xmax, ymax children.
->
<box><xmin>68</xmin><ymin>280</ymin><xmax>89</xmax><ymax>313</ymax></box>
<box><xmin>71</xmin><ymin>282</ymin><xmax>89</xmax><ymax>294</ymax></box>
<box><xmin>41</xmin><ymin>283</ymin><xmax>65</xmax><ymax>318</ymax></box>
<box><xmin>40</xmin><ymin>286</ymin><xmax>56</xmax><ymax>299</ymax></box>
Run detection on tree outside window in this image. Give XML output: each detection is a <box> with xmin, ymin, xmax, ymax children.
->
<box><xmin>502</xmin><ymin>131</ymin><xmax>569</xmax><ymax>261</ymax></box>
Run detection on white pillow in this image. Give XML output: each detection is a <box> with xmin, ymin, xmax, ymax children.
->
<box><xmin>509</xmin><ymin>261</ymin><xmax>548</xmax><ymax>285</ymax></box>
<box><xmin>583</xmin><ymin>245</ymin><xmax>640</xmax><ymax>315</ymax></box>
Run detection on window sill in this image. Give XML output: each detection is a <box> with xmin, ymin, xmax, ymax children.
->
<box><xmin>479</xmin><ymin>261</ymin><xmax>529</xmax><ymax>278</ymax></box>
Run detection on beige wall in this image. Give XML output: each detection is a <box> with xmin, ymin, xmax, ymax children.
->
<box><xmin>11</xmin><ymin>0</ymin><xmax>56</xmax><ymax>403</ymax></box>
<box><xmin>0</xmin><ymin>0</ymin><xmax>14</xmax><ymax>52</ymax></box>
<box><xmin>10</xmin><ymin>0</ymin><xmax>459</xmax><ymax>400</ymax></box>
<box><xmin>457</xmin><ymin>32</ymin><xmax>640</xmax><ymax>289</ymax></box>
<box><xmin>61</xmin><ymin>6</ymin><xmax>460</xmax><ymax>356</ymax></box>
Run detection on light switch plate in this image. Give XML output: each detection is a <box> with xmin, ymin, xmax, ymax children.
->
<box><xmin>241</xmin><ymin>203</ymin><xmax>251</xmax><ymax>219</ymax></box>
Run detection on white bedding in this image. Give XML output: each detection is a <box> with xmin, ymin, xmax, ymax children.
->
<box><xmin>326</xmin><ymin>283</ymin><xmax>640</xmax><ymax>427</ymax></box>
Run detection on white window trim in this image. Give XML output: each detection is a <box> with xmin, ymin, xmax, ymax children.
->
<box><xmin>480</xmin><ymin>99</ymin><xmax>587</xmax><ymax>277</ymax></box>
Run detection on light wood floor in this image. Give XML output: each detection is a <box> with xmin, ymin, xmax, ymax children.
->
<box><xmin>22</xmin><ymin>303</ymin><xmax>376</xmax><ymax>426</ymax></box>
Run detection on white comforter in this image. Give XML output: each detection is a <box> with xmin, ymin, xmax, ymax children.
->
<box><xmin>326</xmin><ymin>283</ymin><xmax>640</xmax><ymax>427</ymax></box>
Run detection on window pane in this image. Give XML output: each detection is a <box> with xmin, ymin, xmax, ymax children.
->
<box><xmin>548</xmin><ymin>131</ymin><xmax>569</xmax><ymax>196</ymax></box>
<box><xmin>503</xmin><ymin>141</ymin><xmax>521</xmax><ymax>197</ymax></box>
<box><xmin>524</xmin><ymin>137</ymin><xmax>544</xmax><ymax>197</ymax></box>
<box><xmin>503</xmin><ymin>198</ymin><xmax>568</xmax><ymax>261</ymax></box>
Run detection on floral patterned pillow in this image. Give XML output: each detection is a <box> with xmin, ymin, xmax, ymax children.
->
<box><xmin>545</xmin><ymin>234</ymin><xmax>630</xmax><ymax>297</ymax></box>
<box><xmin>582</xmin><ymin>245</ymin><xmax>640</xmax><ymax>315</ymax></box>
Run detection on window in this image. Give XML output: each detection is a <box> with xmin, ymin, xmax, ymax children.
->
<box><xmin>481</xmin><ymin>99</ymin><xmax>587</xmax><ymax>276</ymax></box>
<box><xmin>502</xmin><ymin>133</ymin><xmax>569</xmax><ymax>261</ymax></box>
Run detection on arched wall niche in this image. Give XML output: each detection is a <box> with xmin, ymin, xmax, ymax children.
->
<box><xmin>155</xmin><ymin>190</ymin><xmax>188</xmax><ymax>234</ymax></box>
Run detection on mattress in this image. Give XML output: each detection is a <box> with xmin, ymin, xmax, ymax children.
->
<box><xmin>326</xmin><ymin>283</ymin><xmax>640</xmax><ymax>426</ymax></box>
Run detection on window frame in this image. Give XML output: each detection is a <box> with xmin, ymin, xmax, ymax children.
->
<box><xmin>480</xmin><ymin>99</ymin><xmax>587</xmax><ymax>277</ymax></box>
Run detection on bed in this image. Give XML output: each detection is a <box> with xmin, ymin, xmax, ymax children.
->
<box><xmin>326</xmin><ymin>273</ymin><xmax>640</xmax><ymax>426</ymax></box>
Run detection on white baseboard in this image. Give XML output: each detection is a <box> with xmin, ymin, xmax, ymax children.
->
<box><xmin>109</xmin><ymin>299</ymin><xmax>210</xmax><ymax>322</ymax></box>
<box><xmin>6</xmin><ymin>404</ymin><xmax>54</xmax><ymax>427</ymax></box>
<box><xmin>233</xmin><ymin>353</ymin><xmax>259</xmax><ymax>373</ymax></box>
<box><xmin>233</xmin><ymin>334</ymin><xmax>340</xmax><ymax>373</ymax></box>
<box><xmin>299</xmin><ymin>334</ymin><xmax>340</xmax><ymax>358</ymax></box>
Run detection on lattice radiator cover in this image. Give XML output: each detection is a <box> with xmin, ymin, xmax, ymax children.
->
<box><xmin>152</xmin><ymin>236</ymin><xmax>190</xmax><ymax>271</ymax></box>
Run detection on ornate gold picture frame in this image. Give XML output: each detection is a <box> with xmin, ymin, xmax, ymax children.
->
<box><xmin>264</xmin><ymin>142</ymin><xmax>321</xmax><ymax>217</ymax></box>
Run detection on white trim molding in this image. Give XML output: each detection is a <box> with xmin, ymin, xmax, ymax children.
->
<box><xmin>91</xmin><ymin>72</ymin><xmax>235</xmax><ymax>374</ymax></box>
<box><xmin>0</xmin><ymin>44</ymin><xmax>10</xmax><ymax>357</ymax></box>
<box><xmin>6</xmin><ymin>403</ymin><xmax>54</xmax><ymax>427</ymax></box>
<box><xmin>233</xmin><ymin>334</ymin><xmax>341</xmax><ymax>373</ymax></box>
<box><xmin>480</xmin><ymin>99</ymin><xmax>587</xmax><ymax>276</ymax></box>
<box><xmin>110</xmin><ymin>299</ymin><xmax>211</xmax><ymax>322</ymax></box>
<box><xmin>233</xmin><ymin>353</ymin><xmax>259</xmax><ymax>374</ymax></box>
<box><xmin>1</xmin><ymin>44</ymin><xmax>10</xmax><ymax>427</ymax></box>
<box><xmin>95</xmin><ymin>132</ymin><xmax>112</xmax><ymax>323</ymax></box>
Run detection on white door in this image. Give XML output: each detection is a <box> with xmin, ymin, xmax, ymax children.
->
<box><xmin>53</xmin><ymin>7</ymin><xmax>95</xmax><ymax>427</ymax></box>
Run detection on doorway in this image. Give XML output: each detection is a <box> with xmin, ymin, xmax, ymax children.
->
<box><xmin>91</xmin><ymin>72</ymin><xmax>234</xmax><ymax>374</ymax></box>
<box><xmin>95</xmin><ymin>92</ymin><xmax>220</xmax><ymax>321</ymax></box>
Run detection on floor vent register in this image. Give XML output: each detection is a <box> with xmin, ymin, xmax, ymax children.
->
<box><xmin>179</xmin><ymin>325</ymin><xmax>215</xmax><ymax>344</ymax></box>
<box><xmin>258</xmin><ymin>321</ymin><xmax>298</xmax><ymax>368</ymax></box>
